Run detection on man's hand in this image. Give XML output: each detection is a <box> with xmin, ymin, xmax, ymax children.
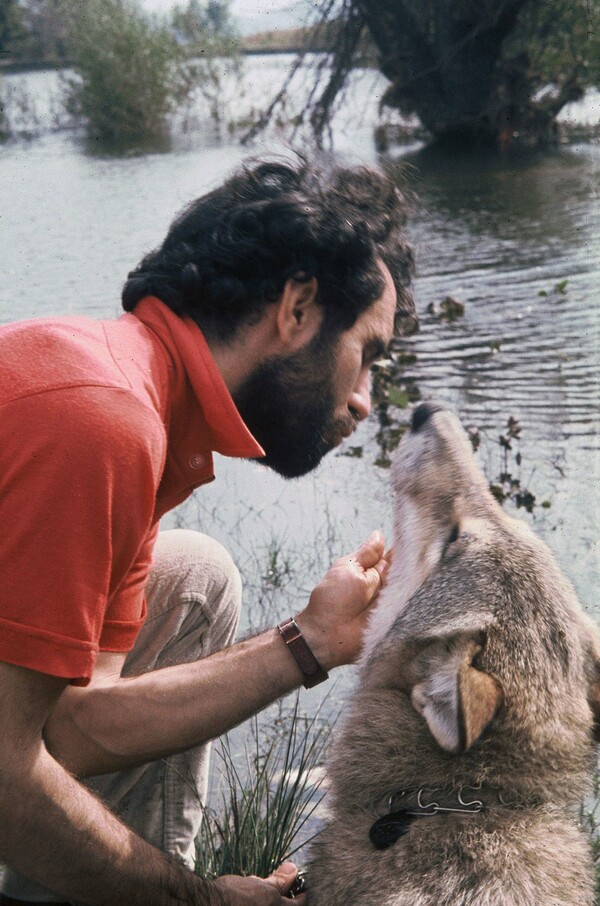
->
<box><xmin>212</xmin><ymin>862</ymin><xmax>305</xmax><ymax>904</ymax></box>
<box><xmin>296</xmin><ymin>530</ymin><xmax>389</xmax><ymax>670</ymax></box>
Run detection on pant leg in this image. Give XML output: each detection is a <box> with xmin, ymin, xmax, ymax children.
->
<box><xmin>1</xmin><ymin>529</ymin><xmax>241</xmax><ymax>901</ymax></box>
<box><xmin>87</xmin><ymin>529</ymin><xmax>241</xmax><ymax>866</ymax></box>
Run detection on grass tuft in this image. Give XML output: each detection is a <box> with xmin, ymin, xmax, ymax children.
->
<box><xmin>196</xmin><ymin>695</ymin><xmax>331</xmax><ymax>879</ymax></box>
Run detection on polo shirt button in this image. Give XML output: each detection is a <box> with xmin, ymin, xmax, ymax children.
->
<box><xmin>189</xmin><ymin>453</ymin><xmax>205</xmax><ymax>470</ymax></box>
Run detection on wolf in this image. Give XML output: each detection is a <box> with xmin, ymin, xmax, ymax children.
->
<box><xmin>307</xmin><ymin>402</ymin><xmax>600</xmax><ymax>906</ymax></box>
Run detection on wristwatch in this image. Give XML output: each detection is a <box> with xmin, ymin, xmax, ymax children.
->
<box><xmin>277</xmin><ymin>617</ymin><xmax>329</xmax><ymax>689</ymax></box>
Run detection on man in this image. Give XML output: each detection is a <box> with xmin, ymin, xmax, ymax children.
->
<box><xmin>0</xmin><ymin>158</ymin><xmax>416</xmax><ymax>905</ymax></box>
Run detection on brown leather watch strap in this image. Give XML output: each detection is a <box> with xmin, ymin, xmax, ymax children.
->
<box><xmin>277</xmin><ymin>617</ymin><xmax>329</xmax><ymax>689</ymax></box>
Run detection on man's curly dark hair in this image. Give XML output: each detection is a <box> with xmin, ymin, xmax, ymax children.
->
<box><xmin>122</xmin><ymin>158</ymin><xmax>417</xmax><ymax>342</ymax></box>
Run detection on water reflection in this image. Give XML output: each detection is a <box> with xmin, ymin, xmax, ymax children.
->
<box><xmin>81</xmin><ymin>131</ymin><xmax>175</xmax><ymax>158</ymax></box>
<box><xmin>400</xmin><ymin>143</ymin><xmax>596</xmax><ymax>231</ymax></box>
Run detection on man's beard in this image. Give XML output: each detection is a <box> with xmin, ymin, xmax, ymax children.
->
<box><xmin>233</xmin><ymin>332</ymin><xmax>354</xmax><ymax>479</ymax></box>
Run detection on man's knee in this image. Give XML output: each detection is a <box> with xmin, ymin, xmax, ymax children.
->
<box><xmin>148</xmin><ymin>529</ymin><xmax>241</xmax><ymax>642</ymax></box>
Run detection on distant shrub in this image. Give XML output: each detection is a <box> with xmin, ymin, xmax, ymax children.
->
<box><xmin>63</xmin><ymin>0</ymin><xmax>197</xmax><ymax>141</ymax></box>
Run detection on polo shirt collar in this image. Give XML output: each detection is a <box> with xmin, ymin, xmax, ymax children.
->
<box><xmin>132</xmin><ymin>296</ymin><xmax>265</xmax><ymax>460</ymax></box>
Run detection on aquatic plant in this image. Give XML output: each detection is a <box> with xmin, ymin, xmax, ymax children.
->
<box><xmin>367</xmin><ymin>353</ymin><xmax>419</xmax><ymax>468</ymax></box>
<box><xmin>368</xmin><ymin>348</ymin><xmax>549</xmax><ymax>512</ymax></box>
<box><xmin>485</xmin><ymin>415</ymin><xmax>552</xmax><ymax>513</ymax></box>
<box><xmin>539</xmin><ymin>279</ymin><xmax>570</xmax><ymax>297</ymax></box>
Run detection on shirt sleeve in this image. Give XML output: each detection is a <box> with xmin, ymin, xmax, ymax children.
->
<box><xmin>0</xmin><ymin>384</ymin><xmax>165</xmax><ymax>685</ymax></box>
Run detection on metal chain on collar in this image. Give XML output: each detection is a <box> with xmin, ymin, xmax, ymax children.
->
<box><xmin>388</xmin><ymin>784</ymin><xmax>486</xmax><ymax>817</ymax></box>
<box><xmin>369</xmin><ymin>784</ymin><xmax>490</xmax><ymax>850</ymax></box>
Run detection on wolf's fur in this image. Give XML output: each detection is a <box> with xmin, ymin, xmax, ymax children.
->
<box><xmin>307</xmin><ymin>406</ymin><xmax>600</xmax><ymax>906</ymax></box>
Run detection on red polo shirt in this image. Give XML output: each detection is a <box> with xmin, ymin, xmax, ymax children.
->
<box><xmin>0</xmin><ymin>297</ymin><xmax>264</xmax><ymax>684</ymax></box>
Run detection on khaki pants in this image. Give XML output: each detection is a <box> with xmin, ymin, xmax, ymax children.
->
<box><xmin>1</xmin><ymin>530</ymin><xmax>241</xmax><ymax>902</ymax></box>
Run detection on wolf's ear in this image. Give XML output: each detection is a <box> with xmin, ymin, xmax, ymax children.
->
<box><xmin>409</xmin><ymin>634</ymin><xmax>503</xmax><ymax>754</ymax></box>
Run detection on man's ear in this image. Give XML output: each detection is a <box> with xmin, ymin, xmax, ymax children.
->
<box><xmin>409</xmin><ymin>633</ymin><xmax>504</xmax><ymax>755</ymax></box>
<box><xmin>275</xmin><ymin>276</ymin><xmax>321</xmax><ymax>349</ymax></box>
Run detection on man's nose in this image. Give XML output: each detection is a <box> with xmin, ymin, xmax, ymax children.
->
<box><xmin>348</xmin><ymin>368</ymin><xmax>371</xmax><ymax>422</ymax></box>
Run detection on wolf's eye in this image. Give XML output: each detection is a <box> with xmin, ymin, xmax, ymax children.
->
<box><xmin>447</xmin><ymin>524</ymin><xmax>460</xmax><ymax>545</ymax></box>
<box><xmin>443</xmin><ymin>523</ymin><xmax>465</xmax><ymax>560</ymax></box>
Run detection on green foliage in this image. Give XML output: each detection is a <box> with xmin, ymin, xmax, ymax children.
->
<box><xmin>196</xmin><ymin>698</ymin><xmax>330</xmax><ymax>878</ymax></box>
<box><xmin>510</xmin><ymin>0</ymin><xmax>600</xmax><ymax>91</ymax></box>
<box><xmin>62</xmin><ymin>0</ymin><xmax>194</xmax><ymax>141</ymax></box>
<box><xmin>0</xmin><ymin>0</ymin><xmax>23</xmax><ymax>56</ymax></box>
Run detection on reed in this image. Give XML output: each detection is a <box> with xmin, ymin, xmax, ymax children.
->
<box><xmin>195</xmin><ymin>695</ymin><xmax>331</xmax><ymax>879</ymax></box>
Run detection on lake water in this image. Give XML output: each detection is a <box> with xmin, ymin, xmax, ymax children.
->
<box><xmin>1</xmin><ymin>57</ymin><xmax>598</xmax><ymax>678</ymax></box>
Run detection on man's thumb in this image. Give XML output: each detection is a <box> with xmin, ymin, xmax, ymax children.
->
<box><xmin>265</xmin><ymin>861</ymin><xmax>298</xmax><ymax>893</ymax></box>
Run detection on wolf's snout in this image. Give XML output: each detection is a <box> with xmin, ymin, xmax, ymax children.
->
<box><xmin>410</xmin><ymin>402</ymin><xmax>444</xmax><ymax>432</ymax></box>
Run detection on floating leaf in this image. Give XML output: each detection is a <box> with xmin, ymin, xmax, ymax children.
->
<box><xmin>387</xmin><ymin>387</ymin><xmax>410</xmax><ymax>408</ymax></box>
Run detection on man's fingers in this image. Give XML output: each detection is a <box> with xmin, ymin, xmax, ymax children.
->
<box><xmin>264</xmin><ymin>861</ymin><xmax>299</xmax><ymax>894</ymax></box>
<box><xmin>364</xmin><ymin>562</ymin><xmax>386</xmax><ymax>597</ymax></box>
<box><xmin>377</xmin><ymin>550</ymin><xmax>393</xmax><ymax>585</ymax></box>
<box><xmin>353</xmin><ymin>530</ymin><xmax>385</xmax><ymax>569</ymax></box>
<box><xmin>374</xmin><ymin>557</ymin><xmax>390</xmax><ymax>581</ymax></box>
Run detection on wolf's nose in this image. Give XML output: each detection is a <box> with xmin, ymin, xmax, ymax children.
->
<box><xmin>411</xmin><ymin>402</ymin><xmax>443</xmax><ymax>432</ymax></box>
